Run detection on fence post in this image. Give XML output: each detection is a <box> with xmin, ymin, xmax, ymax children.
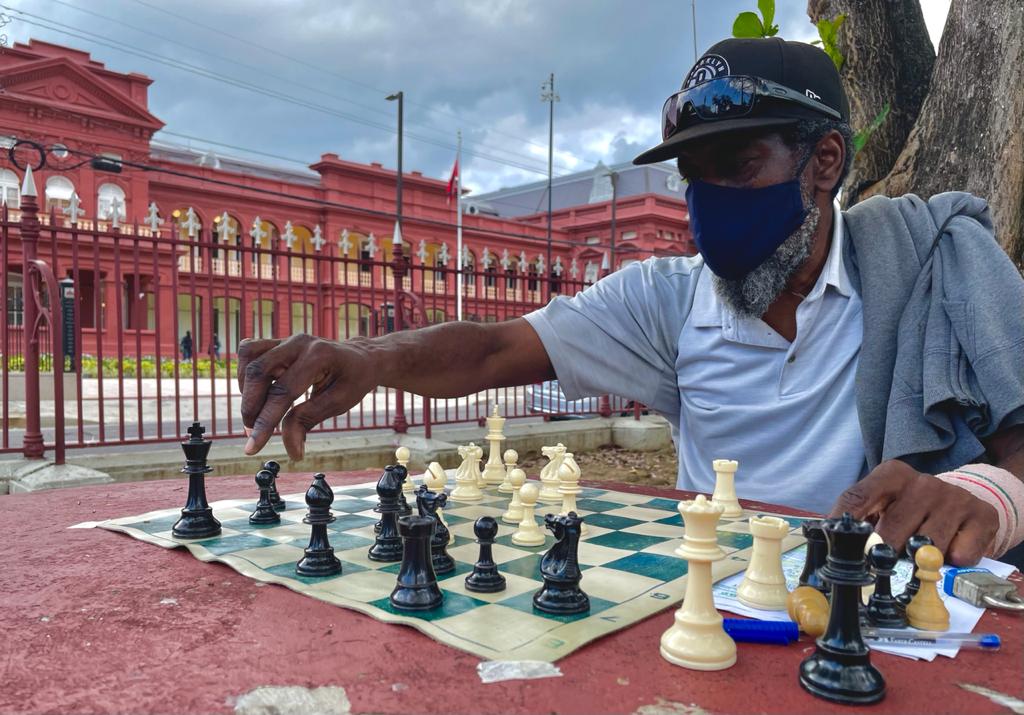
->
<box><xmin>390</xmin><ymin>238</ymin><xmax>409</xmax><ymax>434</ymax></box>
<box><xmin>19</xmin><ymin>167</ymin><xmax>45</xmax><ymax>459</ymax></box>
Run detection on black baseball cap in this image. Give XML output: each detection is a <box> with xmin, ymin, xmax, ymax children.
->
<box><xmin>633</xmin><ymin>37</ymin><xmax>850</xmax><ymax>165</ymax></box>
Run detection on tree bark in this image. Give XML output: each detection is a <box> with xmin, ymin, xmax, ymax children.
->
<box><xmin>807</xmin><ymin>0</ymin><xmax>934</xmax><ymax>205</ymax></box>
<box><xmin>862</xmin><ymin>0</ymin><xmax>1024</xmax><ymax>267</ymax></box>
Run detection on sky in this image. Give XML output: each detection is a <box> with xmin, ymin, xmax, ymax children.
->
<box><xmin>1</xmin><ymin>0</ymin><xmax>952</xmax><ymax>196</ymax></box>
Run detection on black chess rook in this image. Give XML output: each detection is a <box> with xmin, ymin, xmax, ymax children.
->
<box><xmin>172</xmin><ymin>421</ymin><xmax>222</xmax><ymax>539</ymax></box>
<box><xmin>799</xmin><ymin>512</ymin><xmax>885</xmax><ymax>705</ymax></box>
<box><xmin>465</xmin><ymin>516</ymin><xmax>506</xmax><ymax>593</ymax></box>
<box><xmin>390</xmin><ymin>515</ymin><xmax>444</xmax><ymax>611</ymax></box>
<box><xmin>296</xmin><ymin>473</ymin><xmax>342</xmax><ymax>577</ymax></box>
<box><xmin>534</xmin><ymin>512</ymin><xmax>589</xmax><ymax>615</ymax></box>
<box><xmin>368</xmin><ymin>466</ymin><xmax>404</xmax><ymax>562</ymax></box>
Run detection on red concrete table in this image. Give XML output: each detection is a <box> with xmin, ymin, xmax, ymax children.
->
<box><xmin>3</xmin><ymin>471</ymin><xmax>1022</xmax><ymax>715</ymax></box>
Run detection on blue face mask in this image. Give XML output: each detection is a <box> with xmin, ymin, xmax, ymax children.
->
<box><xmin>685</xmin><ymin>178</ymin><xmax>808</xmax><ymax>280</ymax></box>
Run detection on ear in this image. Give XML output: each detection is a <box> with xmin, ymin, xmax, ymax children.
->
<box><xmin>809</xmin><ymin>129</ymin><xmax>845</xmax><ymax>196</ymax></box>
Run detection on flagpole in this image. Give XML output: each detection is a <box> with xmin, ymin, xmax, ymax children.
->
<box><xmin>455</xmin><ymin>129</ymin><xmax>464</xmax><ymax>322</ymax></box>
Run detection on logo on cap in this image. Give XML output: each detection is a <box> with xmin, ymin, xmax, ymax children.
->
<box><xmin>682</xmin><ymin>54</ymin><xmax>730</xmax><ymax>89</ymax></box>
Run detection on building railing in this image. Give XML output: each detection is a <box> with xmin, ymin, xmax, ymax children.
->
<box><xmin>0</xmin><ymin>201</ymin><xmax>640</xmax><ymax>460</ymax></box>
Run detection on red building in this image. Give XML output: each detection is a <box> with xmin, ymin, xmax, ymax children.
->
<box><xmin>1</xmin><ymin>39</ymin><xmax>692</xmax><ymax>360</ymax></box>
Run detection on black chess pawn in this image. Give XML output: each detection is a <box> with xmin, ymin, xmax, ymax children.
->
<box><xmin>395</xmin><ymin>465</ymin><xmax>412</xmax><ymax>517</ymax></box>
<box><xmin>534</xmin><ymin>512</ymin><xmax>589</xmax><ymax>615</ymax></box>
<box><xmin>866</xmin><ymin>543</ymin><xmax>908</xmax><ymax>628</ymax></box>
<box><xmin>416</xmin><ymin>485</ymin><xmax>455</xmax><ymax>575</ymax></box>
<box><xmin>799</xmin><ymin>520</ymin><xmax>830</xmax><ymax>597</ymax></box>
<box><xmin>368</xmin><ymin>466</ymin><xmax>404</xmax><ymax>562</ymax></box>
<box><xmin>896</xmin><ymin>534</ymin><xmax>934</xmax><ymax>606</ymax></box>
<box><xmin>249</xmin><ymin>469</ymin><xmax>281</xmax><ymax>525</ymax></box>
<box><xmin>465</xmin><ymin>516</ymin><xmax>506</xmax><ymax>593</ymax></box>
<box><xmin>296</xmin><ymin>473</ymin><xmax>342</xmax><ymax>577</ymax></box>
<box><xmin>390</xmin><ymin>515</ymin><xmax>444</xmax><ymax>611</ymax></box>
<box><xmin>263</xmin><ymin>460</ymin><xmax>285</xmax><ymax>512</ymax></box>
<box><xmin>172</xmin><ymin>422</ymin><xmax>222</xmax><ymax>539</ymax></box>
<box><xmin>799</xmin><ymin>512</ymin><xmax>885</xmax><ymax>705</ymax></box>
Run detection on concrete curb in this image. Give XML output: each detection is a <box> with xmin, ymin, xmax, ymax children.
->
<box><xmin>0</xmin><ymin>415</ymin><xmax>673</xmax><ymax>493</ymax></box>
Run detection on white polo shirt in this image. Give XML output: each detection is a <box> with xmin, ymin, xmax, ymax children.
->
<box><xmin>525</xmin><ymin>200</ymin><xmax>868</xmax><ymax>514</ymax></box>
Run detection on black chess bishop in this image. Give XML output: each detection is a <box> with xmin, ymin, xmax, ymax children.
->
<box><xmin>296</xmin><ymin>473</ymin><xmax>342</xmax><ymax>577</ymax></box>
<box><xmin>368</xmin><ymin>466</ymin><xmax>404</xmax><ymax>562</ymax></box>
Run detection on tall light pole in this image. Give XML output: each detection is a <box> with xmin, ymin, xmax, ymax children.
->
<box><xmin>691</xmin><ymin>0</ymin><xmax>699</xmax><ymax>62</ymax></box>
<box><xmin>607</xmin><ymin>168</ymin><xmax>618</xmax><ymax>270</ymax></box>
<box><xmin>386</xmin><ymin>91</ymin><xmax>404</xmax><ymax>240</ymax></box>
<box><xmin>541</xmin><ymin>73</ymin><xmax>559</xmax><ymax>300</ymax></box>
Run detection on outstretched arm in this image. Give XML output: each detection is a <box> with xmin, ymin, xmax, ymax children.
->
<box><xmin>236</xmin><ymin>318</ymin><xmax>555</xmax><ymax>460</ymax></box>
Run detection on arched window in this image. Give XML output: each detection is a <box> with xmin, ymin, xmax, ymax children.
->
<box><xmin>97</xmin><ymin>183</ymin><xmax>127</xmax><ymax>222</ymax></box>
<box><xmin>45</xmin><ymin>176</ymin><xmax>75</xmax><ymax>214</ymax></box>
<box><xmin>0</xmin><ymin>169</ymin><xmax>20</xmax><ymax>208</ymax></box>
<box><xmin>251</xmin><ymin>219</ymin><xmax>278</xmax><ymax>280</ymax></box>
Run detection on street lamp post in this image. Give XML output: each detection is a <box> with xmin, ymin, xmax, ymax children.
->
<box><xmin>386</xmin><ymin>90</ymin><xmax>408</xmax><ymax>434</ymax></box>
<box><xmin>541</xmin><ymin>73</ymin><xmax>559</xmax><ymax>301</ymax></box>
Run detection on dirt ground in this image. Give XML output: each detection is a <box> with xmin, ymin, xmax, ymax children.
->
<box><xmin>516</xmin><ymin>444</ymin><xmax>678</xmax><ymax>487</ymax></box>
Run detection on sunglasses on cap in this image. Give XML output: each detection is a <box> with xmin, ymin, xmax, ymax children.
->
<box><xmin>661</xmin><ymin>75</ymin><xmax>842</xmax><ymax>141</ymax></box>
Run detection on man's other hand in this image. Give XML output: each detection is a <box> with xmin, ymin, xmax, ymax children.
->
<box><xmin>829</xmin><ymin>459</ymin><xmax>998</xmax><ymax>566</ymax></box>
<box><xmin>237</xmin><ymin>334</ymin><xmax>377</xmax><ymax>461</ymax></box>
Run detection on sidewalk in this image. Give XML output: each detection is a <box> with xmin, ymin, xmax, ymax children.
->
<box><xmin>0</xmin><ymin>415</ymin><xmax>672</xmax><ymax>494</ymax></box>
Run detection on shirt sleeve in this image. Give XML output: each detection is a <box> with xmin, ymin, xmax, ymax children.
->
<box><xmin>523</xmin><ymin>257</ymin><xmax>699</xmax><ymax>415</ymax></box>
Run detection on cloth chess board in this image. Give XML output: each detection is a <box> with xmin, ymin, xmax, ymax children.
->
<box><xmin>91</xmin><ymin>480</ymin><xmax>807</xmax><ymax>662</ymax></box>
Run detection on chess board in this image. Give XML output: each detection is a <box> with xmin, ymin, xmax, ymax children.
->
<box><xmin>89</xmin><ymin>480</ymin><xmax>807</xmax><ymax>662</ymax></box>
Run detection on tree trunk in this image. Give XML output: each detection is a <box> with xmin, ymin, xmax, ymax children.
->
<box><xmin>862</xmin><ymin>0</ymin><xmax>1024</xmax><ymax>267</ymax></box>
<box><xmin>807</xmin><ymin>0</ymin><xmax>934</xmax><ymax>205</ymax></box>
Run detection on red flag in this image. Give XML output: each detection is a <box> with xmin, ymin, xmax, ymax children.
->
<box><xmin>446</xmin><ymin>158</ymin><xmax>459</xmax><ymax>206</ymax></box>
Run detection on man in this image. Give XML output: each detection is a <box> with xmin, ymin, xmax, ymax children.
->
<box><xmin>237</xmin><ymin>38</ymin><xmax>1024</xmax><ymax>567</ymax></box>
<box><xmin>180</xmin><ymin>330</ymin><xmax>192</xmax><ymax>361</ymax></box>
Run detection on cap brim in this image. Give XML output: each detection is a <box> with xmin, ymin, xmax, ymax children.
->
<box><xmin>632</xmin><ymin>116</ymin><xmax>801</xmax><ymax>165</ymax></box>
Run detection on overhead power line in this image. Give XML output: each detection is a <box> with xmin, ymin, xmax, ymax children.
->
<box><xmin>4</xmin><ymin>7</ymin><xmax>575</xmax><ymax>178</ymax></box>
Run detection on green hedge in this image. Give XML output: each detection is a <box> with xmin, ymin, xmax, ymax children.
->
<box><xmin>1</xmin><ymin>354</ymin><xmax>237</xmax><ymax>379</ymax></box>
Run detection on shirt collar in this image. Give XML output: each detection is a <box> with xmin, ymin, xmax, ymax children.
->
<box><xmin>689</xmin><ymin>198</ymin><xmax>850</xmax><ymax>329</ymax></box>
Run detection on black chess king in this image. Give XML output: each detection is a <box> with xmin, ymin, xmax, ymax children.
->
<box><xmin>172</xmin><ymin>422</ymin><xmax>221</xmax><ymax>539</ymax></box>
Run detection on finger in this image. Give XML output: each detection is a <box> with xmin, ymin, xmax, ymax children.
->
<box><xmin>947</xmin><ymin>506</ymin><xmax>999</xmax><ymax>566</ymax></box>
<box><xmin>829</xmin><ymin>464</ymin><xmax>910</xmax><ymax>519</ymax></box>
<box><xmin>280</xmin><ymin>384</ymin><xmax>358</xmax><ymax>460</ymax></box>
<box><xmin>246</xmin><ymin>372</ymin><xmax>313</xmax><ymax>455</ymax></box>
<box><xmin>240</xmin><ymin>338</ymin><xmax>308</xmax><ymax>433</ymax></box>
<box><xmin>876</xmin><ymin>485</ymin><xmax>937</xmax><ymax>553</ymax></box>
<box><xmin>237</xmin><ymin>338</ymin><xmax>280</xmax><ymax>393</ymax></box>
<box><xmin>913</xmin><ymin>511</ymin><xmax>965</xmax><ymax>557</ymax></box>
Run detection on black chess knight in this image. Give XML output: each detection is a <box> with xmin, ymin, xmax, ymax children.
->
<box><xmin>172</xmin><ymin>422</ymin><xmax>221</xmax><ymax>539</ymax></box>
<box><xmin>534</xmin><ymin>512</ymin><xmax>589</xmax><ymax>615</ymax></box>
<box><xmin>415</xmin><ymin>485</ymin><xmax>455</xmax><ymax>575</ymax></box>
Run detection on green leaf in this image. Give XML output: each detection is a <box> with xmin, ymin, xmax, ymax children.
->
<box><xmin>758</xmin><ymin>0</ymin><xmax>775</xmax><ymax>29</ymax></box>
<box><xmin>852</xmin><ymin>102</ymin><xmax>891</xmax><ymax>154</ymax></box>
<box><xmin>765</xmin><ymin>23</ymin><xmax>780</xmax><ymax>37</ymax></box>
<box><xmin>815</xmin><ymin>14</ymin><xmax>846</xmax><ymax>70</ymax></box>
<box><xmin>810</xmin><ymin>38</ymin><xmax>822</xmax><ymax>45</ymax></box>
<box><xmin>733</xmin><ymin>12</ymin><xmax>765</xmax><ymax>38</ymax></box>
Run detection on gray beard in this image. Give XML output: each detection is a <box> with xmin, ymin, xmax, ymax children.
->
<box><xmin>711</xmin><ymin>184</ymin><xmax>821</xmax><ymax>319</ymax></box>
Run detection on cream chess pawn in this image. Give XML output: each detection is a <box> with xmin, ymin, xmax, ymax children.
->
<box><xmin>501</xmin><ymin>468</ymin><xmax>527</xmax><ymax>525</ymax></box>
<box><xmin>511</xmin><ymin>482</ymin><xmax>546</xmax><ymax>546</ymax></box>
<box><xmin>422</xmin><ymin>461</ymin><xmax>454</xmax><ymax>544</ymax></box>
<box><xmin>736</xmin><ymin>515</ymin><xmax>791</xmax><ymax>610</ymax></box>
<box><xmin>481</xmin><ymin>405</ymin><xmax>507</xmax><ymax>487</ymax></box>
<box><xmin>497</xmin><ymin>449</ymin><xmax>518</xmax><ymax>494</ymax></box>
<box><xmin>449</xmin><ymin>444</ymin><xmax>484</xmax><ymax>502</ymax></box>
<box><xmin>711</xmin><ymin>459</ymin><xmax>742</xmax><ymax>518</ymax></box>
<box><xmin>537</xmin><ymin>443</ymin><xmax>567</xmax><ymax>503</ymax></box>
<box><xmin>660</xmin><ymin>495</ymin><xmax>736</xmax><ymax>670</ymax></box>
<box><xmin>396</xmin><ymin>446</ymin><xmax>414</xmax><ymax>500</ymax></box>
<box><xmin>557</xmin><ymin>461</ymin><xmax>586</xmax><ymax>535</ymax></box>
